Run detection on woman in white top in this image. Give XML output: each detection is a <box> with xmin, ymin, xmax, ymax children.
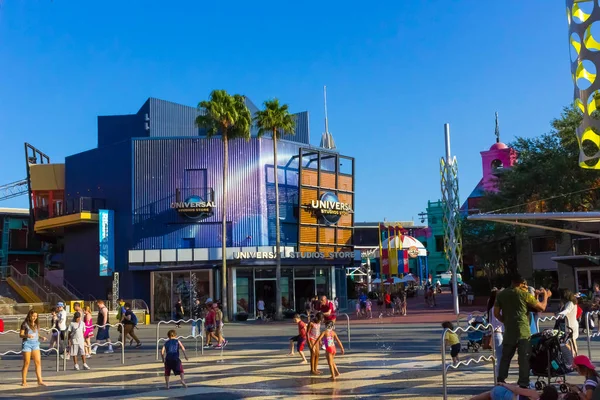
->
<box><xmin>558</xmin><ymin>291</ymin><xmax>579</xmax><ymax>356</ymax></box>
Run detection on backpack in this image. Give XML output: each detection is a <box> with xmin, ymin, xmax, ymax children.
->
<box><xmin>129</xmin><ymin>311</ymin><xmax>138</xmax><ymax>326</ymax></box>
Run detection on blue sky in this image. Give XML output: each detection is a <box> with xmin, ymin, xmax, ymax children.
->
<box><xmin>0</xmin><ymin>1</ymin><xmax>572</xmax><ymax>222</ymax></box>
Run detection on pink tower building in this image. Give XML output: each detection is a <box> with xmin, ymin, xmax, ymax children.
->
<box><xmin>462</xmin><ymin>113</ymin><xmax>518</xmax><ymax>213</ymax></box>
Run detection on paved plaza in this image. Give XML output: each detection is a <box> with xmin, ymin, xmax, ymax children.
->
<box><xmin>0</xmin><ymin>295</ymin><xmax>592</xmax><ymax>399</ymax></box>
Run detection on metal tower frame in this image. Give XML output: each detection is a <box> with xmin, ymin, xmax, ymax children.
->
<box><xmin>440</xmin><ymin>123</ymin><xmax>462</xmax><ymax>316</ymax></box>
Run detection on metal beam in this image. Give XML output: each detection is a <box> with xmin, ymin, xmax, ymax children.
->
<box><xmin>486</xmin><ymin>219</ymin><xmax>600</xmax><ymax>239</ymax></box>
<box><xmin>0</xmin><ymin>179</ymin><xmax>28</xmax><ymax>201</ymax></box>
<box><xmin>468</xmin><ymin>212</ymin><xmax>600</xmax><ymax>223</ymax></box>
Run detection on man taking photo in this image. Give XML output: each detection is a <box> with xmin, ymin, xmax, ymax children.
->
<box><xmin>494</xmin><ymin>274</ymin><xmax>552</xmax><ymax>388</ymax></box>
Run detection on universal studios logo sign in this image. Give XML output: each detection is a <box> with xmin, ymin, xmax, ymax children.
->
<box><xmin>310</xmin><ymin>192</ymin><xmax>351</xmax><ymax>225</ymax></box>
<box><xmin>171</xmin><ymin>196</ymin><xmax>216</xmax><ymax>220</ymax></box>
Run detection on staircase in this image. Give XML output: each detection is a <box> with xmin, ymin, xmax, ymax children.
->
<box><xmin>4</xmin><ymin>265</ymin><xmax>63</xmax><ymax>308</ymax></box>
<box><xmin>30</xmin><ymin>269</ymin><xmax>82</xmax><ymax>302</ymax></box>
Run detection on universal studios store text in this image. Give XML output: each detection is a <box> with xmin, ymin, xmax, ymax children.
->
<box><xmin>233</xmin><ymin>251</ymin><xmax>355</xmax><ymax>260</ymax></box>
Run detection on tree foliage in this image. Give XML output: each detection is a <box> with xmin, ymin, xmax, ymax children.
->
<box><xmin>480</xmin><ymin>105</ymin><xmax>600</xmax><ymax>213</ymax></box>
<box><xmin>463</xmin><ymin>104</ymin><xmax>600</xmax><ymax>287</ymax></box>
<box><xmin>254</xmin><ymin>98</ymin><xmax>295</xmax><ymax>139</ymax></box>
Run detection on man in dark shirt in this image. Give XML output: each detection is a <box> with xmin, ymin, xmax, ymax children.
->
<box><xmin>495</xmin><ymin>274</ymin><xmax>551</xmax><ymax>388</ymax></box>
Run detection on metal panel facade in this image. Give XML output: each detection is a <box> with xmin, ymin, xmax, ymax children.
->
<box><xmin>148</xmin><ymin>98</ymin><xmax>202</xmax><ymax>138</ymax></box>
<box><xmin>132</xmin><ymin>137</ymin><xmax>304</xmax><ymax>251</ymax></box>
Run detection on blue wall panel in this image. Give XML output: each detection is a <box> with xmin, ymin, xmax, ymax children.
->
<box><xmin>98</xmin><ymin>100</ymin><xmax>149</xmax><ymax>148</ymax></box>
<box><xmin>64</xmin><ymin>140</ymin><xmax>134</xmax><ymax>299</ymax></box>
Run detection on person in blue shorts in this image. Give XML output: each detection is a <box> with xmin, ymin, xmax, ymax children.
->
<box><xmin>20</xmin><ymin>309</ymin><xmax>47</xmax><ymax>386</ymax></box>
<box><xmin>468</xmin><ymin>382</ymin><xmax>558</xmax><ymax>400</ymax></box>
<box><xmin>161</xmin><ymin>329</ymin><xmax>189</xmax><ymax>389</ymax></box>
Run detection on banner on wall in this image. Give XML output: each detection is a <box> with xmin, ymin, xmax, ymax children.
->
<box><xmin>379</xmin><ymin>224</ymin><xmax>389</xmax><ymax>275</ymax></box>
<box><xmin>99</xmin><ymin>209</ymin><xmax>115</xmax><ymax>277</ymax></box>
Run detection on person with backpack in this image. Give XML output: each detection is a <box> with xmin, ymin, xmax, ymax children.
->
<box><xmin>116</xmin><ymin>299</ymin><xmax>126</xmax><ymax>342</ymax></box>
<box><xmin>121</xmin><ymin>302</ymin><xmax>141</xmax><ymax>348</ymax></box>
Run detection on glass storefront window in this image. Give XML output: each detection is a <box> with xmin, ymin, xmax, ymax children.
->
<box><xmin>173</xmin><ymin>272</ymin><xmax>191</xmax><ymax>318</ymax></box>
<box><xmin>191</xmin><ymin>271</ymin><xmax>210</xmax><ymax>305</ymax></box>
<box><xmin>236</xmin><ymin>269</ymin><xmax>254</xmax><ymax>316</ymax></box>
<box><xmin>153</xmin><ymin>272</ymin><xmax>172</xmax><ymax>321</ymax></box>
<box><xmin>255</xmin><ymin>268</ymin><xmax>275</xmax><ymax>279</ymax></box>
<box><xmin>295</xmin><ymin>267</ymin><xmax>314</xmax><ymax>278</ymax></box>
<box><xmin>316</xmin><ymin>268</ymin><xmax>329</xmax><ymax>298</ymax></box>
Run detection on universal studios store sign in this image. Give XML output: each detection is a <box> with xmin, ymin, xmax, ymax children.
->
<box><xmin>234</xmin><ymin>251</ymin><xmax>355</xmax><ymax>260</ymax></box>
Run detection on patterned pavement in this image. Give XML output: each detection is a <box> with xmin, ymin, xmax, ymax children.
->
<box><xmin>0</xmin><ymin>348</ymin><xmax>500</xmax><ymax>399</ymax></box>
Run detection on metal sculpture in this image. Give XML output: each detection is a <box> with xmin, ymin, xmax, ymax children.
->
<box><xmin>567</xmin><ymin>0</ymin><xmax>600</xmax><ymax>168</ymax></box>
<box><xmin>440</xmin><ymin>124</ymin><xmax>462</xmax><ymax>315</ymax></box>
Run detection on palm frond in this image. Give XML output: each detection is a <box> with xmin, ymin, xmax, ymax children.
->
<box><xmin>195</xmin><ymin>90</ymin><xmax>251</xmax><ymax>140</ymax></box>
<box><xmin>254</xmin><ymin>98</ymin><xmax>296</xmax><ymax>140</ymax></box>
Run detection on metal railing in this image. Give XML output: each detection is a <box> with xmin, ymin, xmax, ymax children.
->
<box><xmin>84</xmin><ymin>322</ymin><xmax>124</xmax><ymax>371</ymax></box>
<box><xmin>5</xmin><ymin>265</ymin><xmax>64</xmax><ymax>305</ymax></box>
<box><xmin>155</xmin><ymin>318</ymin><xmax>205</xmax><ymax>360</ymax></box>
<box><xmin>586</xmin><ymin>311</ymin><xmax>600</xmax><ymax>362</ymax></box>
<box><xmin>441</xmin><ymin>323</ymin><xmax>497</xmax><ymax>400</ymax></box>
<box><xmin>0</xmin><ymin>327</ymin><xmax>60</xmax><ymax>372</ymax></box>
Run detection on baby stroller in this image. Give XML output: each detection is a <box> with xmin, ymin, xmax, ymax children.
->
<box><xmin>464</xmin><ymin>314</ymin><xmax>488</xmax><ymax>352</ymax></box>
<box><xmin>530</xmin><ymin>329</ymin><xmax>573</xmax><ymax>393</ymax></box>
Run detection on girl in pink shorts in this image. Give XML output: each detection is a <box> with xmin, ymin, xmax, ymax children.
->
<box><xmin>83</xmin><ymin>307</ymin><xmax>94</xmax><ymax>357</ymax></box>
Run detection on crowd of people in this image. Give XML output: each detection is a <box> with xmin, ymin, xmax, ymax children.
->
<box><xmin>18</xmin><ymin>299</ymin><xmax>144</xmax><ymax>386</ymax></box>
<box><xmin>440</xmin><ymin>272</ymin><xmax>600</xmax><ymax>399</ymax></box>
<box><xmin>355</xmin><ymin>289</ymin><xmax>408</xmax><ymax>318</ymax></box>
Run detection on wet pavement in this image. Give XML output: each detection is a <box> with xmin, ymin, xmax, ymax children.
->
<box><xmin>0</xmin><ymin>294</ymin><xmax>591</xmax><ymax>399</ymax></box>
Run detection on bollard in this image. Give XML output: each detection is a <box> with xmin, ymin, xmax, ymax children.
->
<box><xmin>341</xmin><ymin>313</ymin><xmax>351</xmax><ymax>350</ymax></box>
<box><xmin>441</xmin><ymin>323</ymin><xmax>496</xmax><ymax>400</ymax></box>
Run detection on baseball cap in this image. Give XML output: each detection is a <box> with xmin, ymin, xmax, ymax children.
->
<box><xmin>205</xmin><ymin>298</ymin><xmax>213</xmax><ymax>304</ymax></box>
<box><xmin>573</xmin><ymin>355</ymin><xmax>596</xmax><ymax>370</ymax></box>
<box><xmin>57</xmin><ymin>302</ymin><xmax>65</xmax><ymax>307</ymax></box>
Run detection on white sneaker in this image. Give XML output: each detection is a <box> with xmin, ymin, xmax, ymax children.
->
<box><xmin>105</xmin><ymin>349</ymin><xmax>114</xmax><ymax>354</ymax></box>
<box><xmin>74</xmin><ymin>364</ymin><xmax>80</xmax><ymax>371</ymax></box>
<box><xmin>83</xmin><ymin>364</ymin><xmax>90</xmax><ymax>370</ymax></box>
<box><xmin>90</xmin><ymin>349</ymin><xmax>97</xmax><ymax>355</ymax></box>
<box><xmin>86</xmin><ymin>354</ymin><xmax>92</xmax><ymax>358</ymax></box>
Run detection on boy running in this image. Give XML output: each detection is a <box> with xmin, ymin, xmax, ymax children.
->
<box><xmin>288</xmin><ymin>314</ymin><xmax>307</xmax><ymax>364</ymax></box>
<box><xmin>442</xmin><ymin>321</ymin><xmax>460</xmax><ymax>365</ymax></box>
<box><xmin>161</xmin><ymin>329</ymin><xmax>188</xmax><ymax>389</ymax></box>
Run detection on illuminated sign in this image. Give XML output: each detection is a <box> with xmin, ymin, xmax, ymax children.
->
<box><xmin>171</xmin><ymin>196</ymin><xmax>216</xmax><ymax>220</ymax></box>
<box><xmin>233</xmin><ymin>251</ymin><xmax>354</xmax><ymax>260</ymax></box>
<box><xmin>310</xmin><ymin>192</ymin><xmax>351</xmax><ymax>225</ymax></box>
<box><xmin>99</xmin><ymin>209</ymin><xmax>114</xmax><ymax>277</ymax></box>
<box><xmin>408</xmin><ymin>246</ymin><xmax>419</xmax><ymax>258</ymax></box>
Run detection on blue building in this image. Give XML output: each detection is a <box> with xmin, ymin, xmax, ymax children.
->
<box><xmin>34</xmin><ymin>98</ymin><xmax>356</xmax><ymax>320</ymax></box>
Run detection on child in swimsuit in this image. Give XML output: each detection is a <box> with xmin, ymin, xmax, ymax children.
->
<box><xmin>307</xmin><ymin>312</ymin><xmax>324</xmax><ymax>375</ymax></box>
<box><xmin>314</xmin><ymin>321</ymin><xmax>345</xmax><ymax>380</ymax></box>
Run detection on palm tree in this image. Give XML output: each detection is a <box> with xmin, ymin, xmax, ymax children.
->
<box><xmin>195</xmin><ymin>90</ymin><xmax>252</xmax><ymax>321</ymax></box>
<box><xmin>254</xmin><ymin>99</ymin><xmax>295</xmax><ymax>320</ymax></box>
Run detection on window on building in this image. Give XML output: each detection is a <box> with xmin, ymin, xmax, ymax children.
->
<box><xmin>435</xmin><ymin>236</ymin><xmax>444</xmax><ymax>252</ymax></box>
<box><xmin>182</xmin><ymin>238</ymin><xmax>195</xmax><ymax>249</ymax></box>
<box><xmin>531</xmin><ymin>236</ymin><xmax>556</xmax><ymax>253</ymax></box>
<box><xmin>9</xmin><ymin>229</ymin><xmax>28</xmax><ymax>250</ymax></box>
<box><xmin>491</xmin><ymin>159</ymin><xmax>504</xmax><ymax>170</ymax></box>
<box><xmin>573</xmin><ymin>237</ymin><xmax>600</xmax><ymax>256</ymax></box>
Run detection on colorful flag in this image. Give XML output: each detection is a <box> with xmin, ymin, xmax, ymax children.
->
<box><xmin>389</xmin><ymin>225</ymin><xmax>399</xmax><ymax>275</ymax></box>
<box><xmin>379</xmin><ymin>223</ymin><xmax>389</xmax><ymax>275</ymax></box>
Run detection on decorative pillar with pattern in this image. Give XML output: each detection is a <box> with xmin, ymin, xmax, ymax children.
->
<box><xmin>567</xmin><ymin>0</ymin><xmax>600</xmax><ymax>168</ymax></box>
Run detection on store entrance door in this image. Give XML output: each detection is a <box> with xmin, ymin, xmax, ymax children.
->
<box><xmin>294</xmin><ymin>279</ymin><xmax>315</xmax><ymax>313</ymax></box>
<box><xmin>255</xmin><ymin>279</ymin><xmax>276</xmax><ymax>318</ymax></box>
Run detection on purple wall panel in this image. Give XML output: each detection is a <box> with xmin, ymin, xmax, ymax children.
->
<box><xmin>132</xmin><ymin>137</ymin><xmax>303</xmax><ymax>250</ymax></box>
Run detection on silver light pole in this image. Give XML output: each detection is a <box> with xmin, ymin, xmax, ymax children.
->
<box><xmin>440</xmin><ymin>123</ymin><xmax>462</xmax><ymax>316</ymax></box>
